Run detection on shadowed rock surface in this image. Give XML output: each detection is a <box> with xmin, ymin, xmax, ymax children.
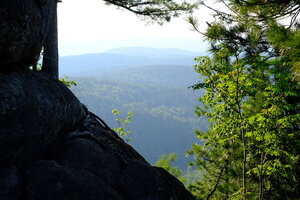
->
<box><xmin>0</xmin><ymin>72</ymin><xmax>195</xmax><ymax>200</ymax></box>
<box><xmin>0</xmin><ymin>72</ymin><xmax>87</xmax><ymax>169</ymax></box>
<box><xmin>0</xmin><ymin>0</ymin><xmax>195</xmax><ymax>198</ymax></box>
<box><xmin>0</xmin><ymin>0</ymin><xmax>55</xmax><ymax>71</ymax></box>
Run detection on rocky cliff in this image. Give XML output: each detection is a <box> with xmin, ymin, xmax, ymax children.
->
<box><xmin>0</xmin><ymin>72</ymin><xmax>194</xmax><ymax>200</ymax></box>
<box><xmin>0</xmin><ymin>0</ymin><xmax>195</xmax><ymax>199</ymax></box>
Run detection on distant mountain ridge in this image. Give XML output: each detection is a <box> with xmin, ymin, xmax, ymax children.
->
<box><xmin>104</xmin><ymin>46</ymin><xmax>201</xmax><ymax>57</ymax></box>
<box><xmin>59</xmin><ymin>46</ymin><xmax>203</xmax><ymax>77</ymax></box>
<box><xmin>59</xmin><ymin>38</ymin><xmax>208</xmax><ymax>56</ymax></box>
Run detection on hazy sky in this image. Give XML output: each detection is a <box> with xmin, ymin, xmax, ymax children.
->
<box><xmin>57</xmin><ymin>0</ymin><xmax>213</xmax><ymax>56</ymax></box>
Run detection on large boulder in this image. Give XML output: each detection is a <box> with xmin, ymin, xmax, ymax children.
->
<box><xmin>0</xmin><ymin>72</ymin><xmax>87</xmax><ymax>168</ymax></box>
<box><xmin>0</xmin><ymin>72</ymin><xmax>194</xmax><ymax>200</ymax></box>
<box><xmin>22</xmin><ymin>115</ymin><xmax>195</xmax><ymax>200</ymax></box>
<box><xmin>0</xmin><ymin>0</ymin><xmax>195</xmax><ymax>198</ymax></box>
<box><xmin>0</xmin><ymin>0</ymin><xmax>56</xmax><ymax>71</ymax></box>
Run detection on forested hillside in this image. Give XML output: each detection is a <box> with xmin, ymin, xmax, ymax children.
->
<box><xmin>60</xmin><ymin>47</ymin><xmax>208</xmax><ymax>168</ymax></box>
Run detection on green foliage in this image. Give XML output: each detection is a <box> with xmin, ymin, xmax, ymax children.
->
<box><xmin>29</xmin><ymin>58</ymin><xmax>77</xmax><ymax>88</ymax></box>
<box><xmin>154</xmin><ymin>153</ymin><xmax>204</xmax><ymax>188</ymax></box>
<box><xmin>188</xmin><ymin>1</ymin><xmax>300</xmax><ymax>199</ymax></box>
<box><xmin>59</xmin><ymin>75</ymin><xmax>77</xmax><ymax>88</ymax></box>
<box><xmin>112</xmin><ymin>109</ymin><xmax>134</xmax><ymax>142</ymax></box>
<box><xmin>30</xmin><ymin>62</ymin><xmax>42</xmax><ymax>71</ymax></box>
<box><xmin>154</xmin><ymin>153</ymin><xmax>186</xmax><ymax>183</ymax></box>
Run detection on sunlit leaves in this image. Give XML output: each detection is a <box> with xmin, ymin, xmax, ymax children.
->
<box><xmin>186</xmin><ymin>1</ymin><xmax>300</xmax><ymax>198</ymax></box>
<box><xmin>154</xmin><ymin>153</ymin><xmax>186</xmax><ymax>183</ymax></box>
<box><xmin>188</xmin><ymin>15</ymin><xmax>300</xmax><ymax>200</ymax></box>
<box><xmin>60</xmin><ymin>75</ymin><xmax>77</xmax><ymax>87</ymax></box>
<box><xmin>112</xmin><ymin>109</ymin><xmax>134</xmax><ymax>142</ymax></box>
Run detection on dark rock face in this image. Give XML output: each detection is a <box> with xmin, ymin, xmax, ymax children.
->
<box><xmin>0</xmin><ymin>72</ymin><xmax>87</xmax><ymax>169</ymax></box>
<box><xmin>0</xmin><ymin>0</ymin><xmax>55</xmax><ymax>70</ymax></box>
<box><xmin>0</xmin><ymin>1</ymin><xmax>195</xmax><ymax>197</ymax></box>
<box><xmin>0</xmin><ymin>72</ymin><xmax>194</xmax><ymax>199</ymax></box>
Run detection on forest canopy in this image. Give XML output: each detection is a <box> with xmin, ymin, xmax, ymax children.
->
<box><xmin>185</xmin><ymin>0</ymin><xmax>300</xmax><ymax>199</ymax></box>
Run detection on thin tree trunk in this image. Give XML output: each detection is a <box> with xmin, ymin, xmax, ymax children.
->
<box><xmin>42</xmin><ymin>1</ymin><xmax>59</xmax><ymax>79</ymax></box>
<box><xmin>259</xmin><ymin>152</ymin><xmax>267</xmax><ymax>200</ymax></box>
<box><xmin>235</xmin><ymin>56</ymin><xmax>247</xmax><ymax>200</ymax></box>
<box><xmin>242</xmin><ymin>129</ymin><xmax>247</xmax><ymax>200</ymax></box>
<box><xmin>225</xmin><ymin>154</ymin><xmax>230</xmax><ymax>199</ymax></box>
<box><xmin>259</xmin><ymin>155</ymin><xmax>264</xmax><ymax>200</ymax></box>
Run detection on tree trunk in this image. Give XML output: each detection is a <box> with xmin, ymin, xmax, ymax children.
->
<box><xmin>242</xmin><ymin>129</ymin><xmax>247</xmax><ymax>200</ymax></box>
<box><xmin>42</xmin><ymin>1</ymin><xmax>59</xmax><ymax>79</ymax></box>
<box><xmin>259</xmin><ymin>152</ymin><xmax>266</xmax><ymax>200</ymax></box>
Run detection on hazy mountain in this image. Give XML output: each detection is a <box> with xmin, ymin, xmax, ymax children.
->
<box><xmin>59</xmin><ymin>46</ymin><xmax>203</xmax><ymax>77</ymax></box>
<box><xmin>59</xmin><ymin>38</ymin><xmax>208</xmax><ymax>56</ymax></box>
<box><xmin>104</xmin><ymin>46</ymin><xmax>201</xmax><ymax>57</ymax></box>
<box><xmin>60</xmin><ymin>47</ymin><xmax>207</xmax><ymax>168</ymax></box>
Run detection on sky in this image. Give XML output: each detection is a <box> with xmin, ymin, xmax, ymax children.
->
<box><xmin>57</xmin><ymin>0</ymin><xmax>213</xmax><ymax>56</ymax></box>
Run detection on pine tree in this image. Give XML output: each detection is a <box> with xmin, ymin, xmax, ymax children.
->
<box><xmin>187</xmin><ymin>1</ymin><xmax>300</xmax><ymax>199</ymax></box>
